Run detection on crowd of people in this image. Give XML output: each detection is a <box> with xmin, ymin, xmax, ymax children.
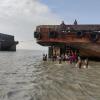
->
<box><xmin>43</xmin><ymin>51</ymin><xmax>89</xmax><ymax>68</ymax></box>
<box><xmin>51</xmin><ymin>51</ymin><xmax>79</xmax><ymax>64</ymax></box>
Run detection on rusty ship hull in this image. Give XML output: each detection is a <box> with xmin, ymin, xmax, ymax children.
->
<box><xmin>34</xmin><ymin>21</ymin><xmax>100</xmax><ymax>59</ymax></box>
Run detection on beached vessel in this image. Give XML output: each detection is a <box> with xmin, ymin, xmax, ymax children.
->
<box><xmin>34</xmin><ymin>20</ymin><xmax>100</xmax><ymax>59</ymax></box>
<box><xmin>0</xmin><ymin>33</ymin><xmax>18</xmax><ymax>51</ymax></box>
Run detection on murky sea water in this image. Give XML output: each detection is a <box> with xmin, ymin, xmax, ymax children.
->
<box><xmin>0</xmin><ymin>50</ymin><xmax>100</xmax><ymax>100</ymax></box>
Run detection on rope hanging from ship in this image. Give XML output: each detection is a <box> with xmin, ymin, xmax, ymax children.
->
<box><xmin>89</xmin><ymin>32</ymin><xmax>99</xmax><ymax>42</ymax></box>
<box><xmin>34</xmin><ymin>32</ymin><xmax>41</xmax><ymax>39</ymax></box>
<box><xmin>76</xmin><ymin>31</ymin><xmax>84</xmax><ymax>38</ymax></box>
<box><xmin>48</xmin><ymin>31</ymin><xmax>58</xmax><ymax>38</ymax></box>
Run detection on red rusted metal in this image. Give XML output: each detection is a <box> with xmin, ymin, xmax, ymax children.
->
<box><xmin>34</xmin><ymin>22</ymin><xmax>100</xmax><ymax>59</ymax></box>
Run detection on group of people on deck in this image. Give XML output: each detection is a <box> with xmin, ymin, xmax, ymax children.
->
<box><xmin>43</xmin><ymin>51</ymin><xmax>88</xmax><ymax>68</ymax></box>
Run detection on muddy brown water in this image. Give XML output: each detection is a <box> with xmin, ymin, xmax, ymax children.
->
<box><xmin>0</xmin><ymin>50</ymin><xmax>100</xmax><ymax>100</ymax></box>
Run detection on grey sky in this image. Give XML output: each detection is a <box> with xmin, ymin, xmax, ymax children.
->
<box><xmin>0</xmin><ymin>0</ymin><xmax>60</xmax><ymax>50</ymax></box>
<box><xmin>1</xmin><ymin>0</ymin><xmax>100</xmax><ymax>50</ymax></box>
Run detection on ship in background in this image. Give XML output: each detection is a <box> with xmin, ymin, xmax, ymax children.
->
<box><xmin>0</xmin><ymin>33</ymin><xmax>18</xmax><ymax>51</ymax></box>
<box><xmin>34</xmin><ymin>20</ymin><xmax>100</xmax><ymax>59</ymax></box>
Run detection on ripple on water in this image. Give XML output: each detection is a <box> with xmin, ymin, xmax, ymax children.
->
<box><xmin>0</xmin><ymin>51</ymin><xmax>100</xmax><ymax>100</ymax></box>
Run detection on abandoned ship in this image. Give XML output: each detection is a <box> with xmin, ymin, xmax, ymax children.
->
<box><xmin>34</xmin><ymin>20</ymin><xmax>100</xmax><ymax>59</ymax></box>
<box><xmin>0</xmin><ymin>33</ymin><xmax>18</xmax><ymax>51</ymax></box>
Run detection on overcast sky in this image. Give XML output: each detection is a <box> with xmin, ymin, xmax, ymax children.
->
<box><xmin>0</xmin><ymin>0</ymin><xmax>100</xmax><ymax>50</ymax></box>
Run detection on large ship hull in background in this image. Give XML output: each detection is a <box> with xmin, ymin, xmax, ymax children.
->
<box><xmin>0</xmin><ymin>33</ymin><xmax>18</xmax><ymax>51</ymax></box>
<box><xmin>34</xmin><ymin>21</ymin><xmax>100</xmax><ymax>59</ymax></box>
